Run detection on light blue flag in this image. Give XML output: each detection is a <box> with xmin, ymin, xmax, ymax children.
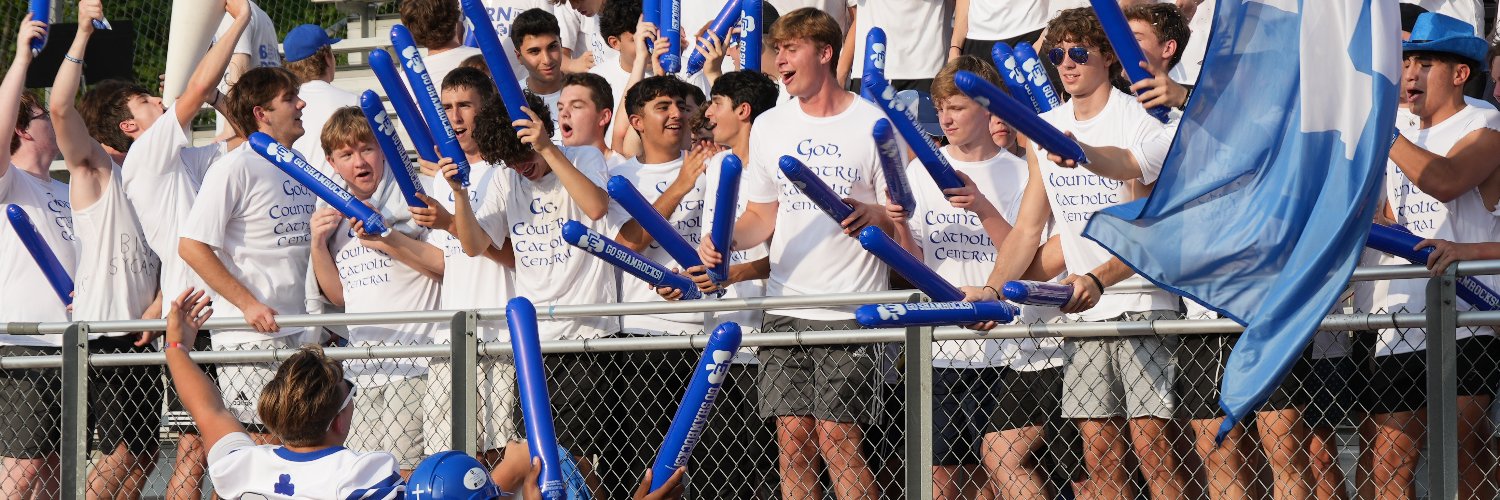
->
<box><xmin>1082</xmin><ymin>0</ymin><xmax>1400</xmax><ymax>440</ymax></box>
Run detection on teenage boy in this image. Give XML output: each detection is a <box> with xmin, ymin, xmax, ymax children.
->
<box><xmin>179</xmin><ymin>67</ymin><xmax>316</xmax><ymax>442</ymax></box>
<box><xmin>696</xmin><ymin>9</ymin><xmax>894</xmax><ymax>500</ymax></box>
<box><xmin>972</xmin><ymin>8</ymin><xmax>1186</xmax><ymax>499</ymax></box>
<box><xmin>400</xmin><ymin>0</ymin><xmax>483</xmax><ymax>90</ymax></box>
<box><xmin>556</xmin><ymin>72</ymin><xmax>624</xmax><ymax>166</ymax></box>
<box><xmin>83</xmin><ymin>2</ymin><xmax>246</xmax><ymax>497</ymax></box>
<box><xmin>444</xmin><ymin>90</ymin><xmax>627</xmax><ymax>491</ymax></box>
<box><xmin>283</xmin><ymin>24</ymin><xmax>358</xmax><ymax>173</ymax></box>
<box><xmin>512</xmin><ymin>8</ymin><xmax>568</xmax><ymax>137</ymax></box>
<box><xmin>407</xmin><ymin>67</ymin><xmax>522</xmax><ymax>488</ymax></box>
<box><xmin>1368</xmin><ymin>13</ymin><xmax>1500</xmax><ymax>500</ymax></box>
<box><xmin>308</xmin><ymin>108</ymin><xmax>445</xmax><ymax>476</ymax></box>
<box><xmin>0</xmin><ymin>17</ymin><xmax>75</xmax><ymax>500</ymax></box>
<box><xmin>48</xmin><ymin>2</ymin><xmax>163</xmax><ymax>497</ymax></box>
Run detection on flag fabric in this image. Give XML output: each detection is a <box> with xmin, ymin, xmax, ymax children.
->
<box><xmin>1082</xmin><ymin>0</ymin><xmax>1400</xmax><ymax>439</ymax></box>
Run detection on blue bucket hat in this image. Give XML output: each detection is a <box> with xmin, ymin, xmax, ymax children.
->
<box><xmin>1402</xmin><ymin>12</ymin><xmax>1489</xmax><ymax>71</ymax></box>
<box><xmin>283</xmin><ymin>24</ymin><xmax>342</xmax><ymax>63</ymax></box>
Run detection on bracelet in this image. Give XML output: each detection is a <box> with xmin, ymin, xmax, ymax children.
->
<box><xmin>983</xmin><ymin>285</ymin><xmax>1001</xmax><ymax>301</ymax></box>
<box><xmin>64</xmin><ymin>54</ymin><xmax>83</xmax><ymax>64</ymax></box>
<box><xmin>1084</xmin><ymin>272</ymin><xmax>1105</xmax><ymax>294</ymax></box>
<box><xmin>165</xmin><ymin>341</ymin><xmax>190</xmax><ymax>351</ymax></box>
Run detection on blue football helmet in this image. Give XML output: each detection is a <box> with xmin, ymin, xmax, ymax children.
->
<box><xmin>407</xmin><ymin>451</ymin><xmax>501</xmax><ymax>500</ymax></box>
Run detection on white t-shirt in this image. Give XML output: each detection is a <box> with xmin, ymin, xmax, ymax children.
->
<box><xmin>476</xmin><ymin>146</ymin><xmax>628</xmax><ymax>340</ymax></box>
<box><xmin>207</xmin><ymin>432</ymin><xmax>404</xmax><ymax>500</ymax></box>
<box><xmin>1377</xmin><ymin>104</ymin><xmax>1500</xmax><ymax>356</ymax></box>
<box><xmin>1168</xmin><ymin>0</ymin><xmax>1215</xmax><ymax>84</ymax></box>
<box><xmin>904</xmin><ymin>148</ymin><xmax>1027</xmax><ymax>367</ymax></box>
<box><xmin>291</xmin><ymin>81</ymin><xmax>360</xmax><ymax>177</ymax></box>
<box><xmin>579</xmin><ymin>13</ymin><xmax>618</xmax><ymax>64</ymax></box>
<box><xmin>589</xmin><ymin>60</ymin><xmax>631</xmax><ymax>148</ymax></box>
<box><xmin>0</xmin><ymin>168</ymin><xmax>75</xmax><ymax>345</ymax></box>
<box><xmin>214</xmin><ymin>1</ymin><xmax>281</xmax><ymax>70</ymax></box>
<box><xmin>424</xmin><ymin>46</ymin><xmax>485</xmax><ymax>94</ymax></box>
<box><xmin>612</xmin><ymin>155</ymin><xmax>708</xmax><ymax>335</ymax></box>
<box><xmin>1035</xmin><ymin>88</ymin><xmax>1178</xmax><ymax>321</ymax></box>
<box><xmin>121</xmin><ymin>106</ymin><xmax>221</xmax><ymax>313</ymax></box>
<box><xmin>1403</xmin><ymin>0</ymin><xmax>1485</xmax><ymax>36</ymax></box>
<box><xmin>850</xmin><ymin>0</ymin><xmax>951</xmax><ymax>81</ymax></box>
<box><xmin>554</xmin><ymin>5</ymin><xmax>591</xmax><ymax>57</ymax></box>
<box><xmin>180</xmin><ymin>143</ymin><xmax>315</xmax><ymax>344</ymax></box>
<box><xmin>523</xmin><ymin>86</ymin><xmax>565</xmax><ymax>144</ymax></box>
<box><xmin>743</xmin><ymin>95</ymin><xmax>893</xmax><ymax>320</ymax></box>
<box><xmin>966</xmin><ymin>0</ymin><xmax>1048</xmax><ymax>41</ymax></box>
<box><xmin>429</xmin><ymin>161</ymin><xmax>515</xmax><ymax>341</ymax></box>
<box><xmin>477</xmin><ymin>0</ymin><xmax>573</xmax><ymax>81</ymax></box>
<box><xmin>327</xmin><ymin>218</ymin><xmax>440</xmax><ymax>386</ymax></box>
<box><xmin>71</xmin><ymin>163</ymin><xmax>160</xmax><ymax>333</ymax></box>
<box><xmin>768</xmin><ymin>0</ymin><xmax>853</xmax><ymax>31</ymax></box>
<box><xmin>701</xmin><ymin>151</ymin><xmax>767</xmax><ymax>364</ymax></box>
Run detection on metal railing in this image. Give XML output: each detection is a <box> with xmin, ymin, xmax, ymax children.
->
<box><xmin>2</xmin><ymin>260</ymin><xmax>1497</xmax><ymax>499</ymax></box>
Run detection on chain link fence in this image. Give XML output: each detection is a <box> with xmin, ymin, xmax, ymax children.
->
<box><xmin>0</xmin><ymin>263</ymin><xmax>1496</xmax><ymax>499</ymax></box>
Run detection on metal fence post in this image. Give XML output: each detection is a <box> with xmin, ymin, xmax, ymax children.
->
<box><xmin>1425</xmin><ymin>266</ymin><xmax>1458</xmax><ymax>500</ymax></box>
<box><xmin>60</xmin><ymin>322</ymin><xmax>89</xmax><ymax>500</ymax></box>
<box><xmin>903</xmin><ymin>293</ymin><xmax>933</xmax><ymax>499</ymax></box>
<box><xmin>450</xmin><ymin>311</ymin><xmax>478</xmax><ymax>454</ymax></box>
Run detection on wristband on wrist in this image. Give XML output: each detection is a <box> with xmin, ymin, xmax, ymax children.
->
<box><xmin>64</xmin><ymin>54</ymin><xmax>83</xmax><ymax>64</ymax></box>
<box><xmin>165</xmin><ymin>341</ymin><xmax>190</xmax><ymax>351</ymax></box>
<box><xmin>983</xmin><ymin>285</ymin><xmax>1001</xmax><ymax>301</ymax></box>
<box><xmin>1084</xmin><ymin>272</ymin><xmax>1105</xmax><ymax>294</ymax></box>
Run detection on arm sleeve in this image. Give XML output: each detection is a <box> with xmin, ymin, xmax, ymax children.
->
<box><xmin>179</xmin><ymin>161</ymin><xmax>239</xmax><ymax>248</ymax></box>
<box><xmin>1130</xmin><ymin>116</ymin><xmax>1174</xmax><ymax>186</ymax></box>
<box><xmin>475</xmin><ymin>170</ymin><xmax>510</xmax><ymax>245</ymax></box>
<box><xmin>204</xmin><ymin>431</ymin><xmax>257</xmax><ymax>498</ymax></box>
<box><xmin>338</xmin><ymin>453</ymin><xmax>405</xmax><ymax>500</ymax></box>
<box><xmin>743</xmin><ymin>127</ymin><xmax>779</xmax><ymax>203</ymax></box>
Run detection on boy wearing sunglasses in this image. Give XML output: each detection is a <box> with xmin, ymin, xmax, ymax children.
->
<box><xmin>973</xmin><ymin>7</ymin><xmax>1184</xmax><ymax>499</ymax></box>
<box><xmin>164</xmin><ymin>288</ymin><xmax>407</xmax><ymax>499</ymax></box>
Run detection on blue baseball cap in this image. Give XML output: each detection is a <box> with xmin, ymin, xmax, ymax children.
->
<box><xmin>283</xmin><ymin>24</ymin><xmax>341</xmax><ymax>63</ymax></box>
<box><xmin>1402</xmin><ymin>13</ymin><xmax>1488</xmax><ymax>71</ymax></box>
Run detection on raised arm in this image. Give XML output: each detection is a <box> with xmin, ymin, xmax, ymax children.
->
<box><xmin>518</xmin><ymin>108</ymin><xmax>610</xmax><ymax>220</ymax></box>
<box><xmin>177</xmin><ymin>0</ymin><xmax>251</xmax><ymax>128</ymax></box>
<box><xmin>49</xmin><ymin>2</ymin><xmax>115</xmax><ymax>207</ymax></box>
<box><xmin>0</xmin><ymin>16</ymin><xmax>47</xmax><ymax>178</ymax></box>
<box><xmin>163</xmin><ymin>288</ymin><xmax>246</xmax><ymax>450</ymax></box>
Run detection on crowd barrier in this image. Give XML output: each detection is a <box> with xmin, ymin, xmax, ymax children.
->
<box><xmin>2</xmin><ymin>260</ymin><xmax>1499</xmax><ymax>499</ymax></box>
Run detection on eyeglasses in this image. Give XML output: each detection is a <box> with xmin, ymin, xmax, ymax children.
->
<box><xmin>1048</xmin><ymin>47</ymin><xmax>1092</xmax><ymax>66</ymax></box>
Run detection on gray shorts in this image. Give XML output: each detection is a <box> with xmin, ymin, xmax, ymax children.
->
<box><xmin>756</xmin><ymin>315</ymin><xmax>878</xmax><ymax>424</ymax></box>
<box><xmin>212</xmin><ymin>334</ymin><xmax>302</xmax><ymax>427</ymax></box>
<box><xmin>1060</xmin><ymin>310</ymin><xmax>1179</xmax><ymax>419</ymax></box>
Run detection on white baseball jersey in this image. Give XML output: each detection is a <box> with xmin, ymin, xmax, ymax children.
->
<box><xmin>207</xmin><ymin>432</ymin><xmax>404</xmax><ymax>500</ymax></box>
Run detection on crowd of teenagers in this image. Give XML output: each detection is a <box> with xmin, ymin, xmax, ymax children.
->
<box><xmin>4</xmin><ymin>0</ymin><xmax>1500</xmax><ymax>498</ymax></box>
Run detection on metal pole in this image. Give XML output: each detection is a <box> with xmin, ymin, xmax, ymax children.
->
<box><xmin>903</xmin><ymin>294</ymin><xmax>933</xmax><ymax>499</ymax></box>
<box><xmin>1425</xmin><ymin>267</ymin><xmax>1458</xmax><ymax>500</ymax></box>
<box><xmin>60</xmin><ymin>322</ymin><xmax>89</xmax><ymax>500</ymax></box>
<box><xmin>450</xmin><ymin>311</ymin><xmax>478</xmax><ymax>454</ymax></box>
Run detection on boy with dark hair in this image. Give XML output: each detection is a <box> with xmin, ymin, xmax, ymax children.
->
<box><xmin>407</xmin><ymin>66</ymin><xmax>526</xmax><ymax>489</ymax></box>
<box><xmin>556</xmin><ymin>72</ymin><xmax>621</xmax><ymax>164</ymax></box>
<box><xmin>512</xmin><ymin>8</ymin><xmax>567</xmax><ymax>138</ymax></box>
<box><xmin>0</xmin><ymin>17</ymin><xmax>74</xmax><ymax>500</ymax></box>
<box><xmin>974</xmin><ymin>7</ymin><xmax>1185</xmax><ymax>499</ymax></box>
<box><xmin>698</xmin><ymin>8</ymin><xmax>894</xmax><ymax>499</ymax></box>
<box><xmin>591</xmin><ymin>0</ymin><xmax>642</xmax><ymax>106</ymax></box>
<box><xmin>1369</xmin><ymin>13</ymin><xmax>1500</xmax><ymax>500</ymax></box>
<box><xmin>400</xmin><ymin>0</ymin><xmax>482</xmax><ymax>92</ymax></box>
<box><xmin>180</xmin><ymin>67</ymin><xmax>317</xmax><ymax>446</ymax></box>
<box><xmin>48</xmin><ymin>2</ymin><xmax>166</xmax><ymax>496</ymax></box>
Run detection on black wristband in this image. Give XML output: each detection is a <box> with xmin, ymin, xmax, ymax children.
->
<box><xmin>1084</xmin><ymin>272</ymin><xmax>1105</xmax><ymax>294</ymax></box>
<box><xmin>983</xmin><ymin>285</ymin><xmax>1001</xmax><ymax>301</ymax></box>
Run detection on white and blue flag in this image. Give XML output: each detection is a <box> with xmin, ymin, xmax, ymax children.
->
<box><xmin>1083</xmin><ymin>0</ymin><xmax>1399</xmax><ymax>439</ymax></box>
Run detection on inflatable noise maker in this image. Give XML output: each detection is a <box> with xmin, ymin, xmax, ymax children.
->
<box><xmin>561</xmin><ymin>220</ymin><xmax>705</xmax><ymax>300</ymax></box>
<box><xmin>29</xmin><ymin>0</ymin><xmax>112</xmax><ymax>55</ymax></box>
<box><xmin>688</xmin><ymin>0</ymin><xmax>742</xmax><ymax>75</ymax></box>
<box><xmin>367</xmin><ymin>48</ymin><xmax>440</xmax><ymax>164</ymax></box>
<box><xmin>6</xmin><ymin>205</ymin><xmax>73</xmax><ymax>306</ymax></box>
<box><xmin>606</xmin><ymin>176</ymin><xmax>717</xmax><ymax>294</ymax></box>
<box><xmin>391</xmin><ymin>25</ymin><xmax>471</xmax><ymax>187</ymax></box>
<box><xmin>1011</xmin><ymin>42</ymin><xmax>1060</xmax><ymax>113</ymax></box>
<box><xmin>659</xmin><ymin>0</ymin><xmax>683</xmax><ymax>73</ymax></box>
<box><xmin>359</xmin><ymin>91</ymin><xmax>427</xmax><ymax>209</ymax></box>
<box><xmin>648</xmin><ymin>321</ymin><xmax>743</xmax><ymax>492</ymax></box>
<box><xmin>856</xmin><ymin>301</ymin><xmax>1020</xmax><ymax>328</ymax></box>
<box><xmin>873</xmin><ymin>119</ymin><xmax>915</xmax><ymax>218</ymax></box>
<box><xmin>247</xmin><ymin>133</ymin><xmax>391</xmax><ymax>236</ymax></box>
<box><xmin>740</xmin><ymin>0</ymin><xmax>763</xmax><ymax>72</ymax></box>
<box><xmin>992</xmin><ymin>43</ymin><xmax>1043</xmax><ymax>114</ymax></box>
<box><xmin>775</xmin><ymin>155</ymin><xmax>966</xmax><ymax>302</ymax></box>
<box><xmin>506</xmin><ymin>298</ymin><xmax>566</xmax><ymax>500</ymax></box>
<box><xmin>1367</xmin><ymin>223</ymin><xmax>1500</xmax><ymax>311</ymax></box>
<box><xmin>460</xmin><ymin>0</ymin><xmax>533</xmax><ymax>132</ymax></box>
<box><xmin>708</xmin><ymin>155</ymin><xmax>741</xmax><ymax>284</ymax></box>
<box><xmin>861</xmin><ymin>28</ymin><xmax>965</xmax><ymax>192</ymax></box>
<box><xmin>1003</xmin><ymin>280</ymin><xmax>1074</xmax><ymax>307</ymax></box>
<box><xmin>1090</xmin><ymin>0</ymin><xmax>1171</xmax><ymax>123</ymax></box>
<box><xmin>954</xmin><ymin>71</ymin><xmax>1089</xmax><ymax>164</ymax></box>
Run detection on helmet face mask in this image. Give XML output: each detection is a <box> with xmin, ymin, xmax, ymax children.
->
<box><xmin>407</xmin><ymin>451</ymin><xmax>500</xmax><ymax>500</ymax></box>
